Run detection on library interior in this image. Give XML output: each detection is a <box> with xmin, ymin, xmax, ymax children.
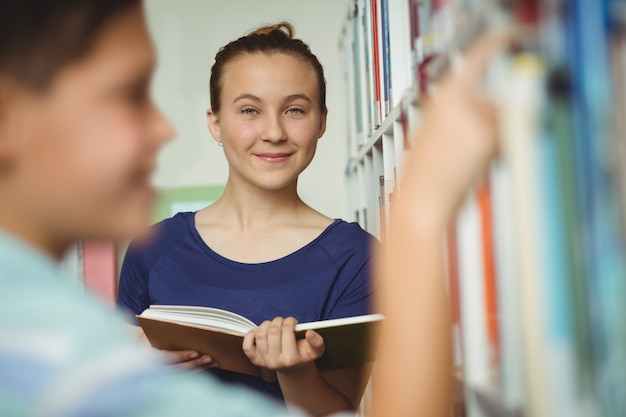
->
<box><xmin>2</xmin><ymin>0</ymin><xmax>625</xmax><ymax>417</ymax></box>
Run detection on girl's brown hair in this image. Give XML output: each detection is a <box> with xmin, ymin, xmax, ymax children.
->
<box><xmin>209</xmin><ymin>22</ymin><xmax>327</xmax><ymax>114</ymax></box>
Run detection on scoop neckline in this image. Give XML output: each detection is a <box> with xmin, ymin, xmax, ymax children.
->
<box><xmin>184</xmin><ymin>212</ymin><xmax>342</xmax><ymax>268</ymax></box>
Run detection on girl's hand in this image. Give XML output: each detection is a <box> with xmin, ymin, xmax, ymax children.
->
<box><xmin>132</xmin><ymin>327</ymin><xmax>218</xmax><ymax>371</ymax></box>
<box><xmin>161</xmin><ymin>349</ymin><xmax>218</xmax><ymax>371</ymax></box>
<box><xmin>242</xmin><ymin>316</ymin><xmax>325</xmax><ymax>373</ymax></box>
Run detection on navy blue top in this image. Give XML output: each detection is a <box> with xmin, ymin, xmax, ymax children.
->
<box><xmin>117</xmin><ymin>211</ymin><xmax>376</xmax><ymax>403</ymax></box>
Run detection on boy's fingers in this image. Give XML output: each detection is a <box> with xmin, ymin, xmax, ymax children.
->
<box><xmin>466</xmin><ymin>30</ymin><xmax>512</xmax><ymax>76</ymax></box>
<box><xmin>456</xmin><ymin>30</ymin><xmax>513</xmax><ymax>84</ymax></box>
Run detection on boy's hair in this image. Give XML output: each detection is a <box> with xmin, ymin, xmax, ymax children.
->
<box><xmin>209</xmin><ymin>22</ymin><xmax>327</xmax><ymax>114</ymax></box>
<box><xmin>0</xmin><ymin>0</ymin><xmax>140</xmax><ymax>90</ymax></box>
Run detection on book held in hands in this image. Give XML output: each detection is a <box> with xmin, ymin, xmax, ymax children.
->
<box><xmin>137</xmin><ymin>305</ymin><xmax>384</xmax><ymax>382</ymax></box>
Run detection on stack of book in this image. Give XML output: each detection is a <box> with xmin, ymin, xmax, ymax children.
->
<box><xmin>445</xmin><ymin>1</ymin><xmax>626</xmax><ymax>417</ymax></box>
<box><xmin>342</xmin><ymin>1</ymin><xmax>626</xmax><ymax>416</ymax></box>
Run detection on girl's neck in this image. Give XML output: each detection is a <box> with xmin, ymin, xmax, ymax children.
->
<box><xmin>206</xmin><ymin>179</ymin><xmax>309</xmax><ymax>230</ymax></box>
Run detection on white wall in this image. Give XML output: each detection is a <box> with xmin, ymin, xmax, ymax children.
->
<box><xmin>145</xmin><ymin>0</ymin><xmax>351</xmax><ymax>219</ymax></box>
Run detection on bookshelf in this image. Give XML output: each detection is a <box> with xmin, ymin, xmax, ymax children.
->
<box><xmin>340</xmin><ymin>1</ymin><xmax>626</xmax><ymax>417</ymax></box>
<box><xmin>60</xmin><ymin>241</ymin><xmax>119</xmax><ymax>307</ymax></box>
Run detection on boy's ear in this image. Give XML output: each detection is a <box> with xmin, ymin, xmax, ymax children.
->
<box><xmin>206</xmin><ymin>108</ymin><xmax>221</xmax><ymax>144</ymax></box>
<box><xmin>0</xmin><ymin>76</ymin><xmax>19</xmax><ymax>171</ymax></box>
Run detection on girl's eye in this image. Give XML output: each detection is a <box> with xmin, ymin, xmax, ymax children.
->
<box><xmin>286</xmin><ymin>107</ymin><xmax>304</xmax><ymax>115</ymax></box>
<box><xmin>242</xmin><ymin>107</ymin><xmax>257</xmax><ymax>116</ymax></box>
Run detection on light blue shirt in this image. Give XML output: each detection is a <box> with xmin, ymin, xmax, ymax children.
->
<box><xmin>0</xmin><ymin>231</ymin><xmax>299</xmax><ymax>417</ymax></box>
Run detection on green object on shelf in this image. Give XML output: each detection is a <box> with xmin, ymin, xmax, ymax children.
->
<box><xmin>151</xmin><ymin>185</ymin><xmax>224</xmax><ymax>223</ymax></box>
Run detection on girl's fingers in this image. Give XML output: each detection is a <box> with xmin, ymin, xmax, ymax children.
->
<box><xmin>253</xmin><ymin>320</ymin><xmax>272</xmax><ymax>357</ymax></box>
<box><xmin>266</xmin><ymin>317</ymin><xmax>285</xmax><ymax>359</ymax></box>
<box><xmin>279</xmin><ymin>317</ymin><xmax>300</xmax><ymax>360</ymax></box>
<box><xmin>161</xmin><ymin>350</ymin><xmax>217</xmax><ymax>369</ymax></box>
<box><xmin>304</xmin><ymin>329</ymin><xmax>324</xmax><ymax>354</ymax></box>
<box><xmin>242</xmin><ymin>328</ymin><xmax>257</xmax><ymax>356</ymax></box>
<box><xmin>243</xmin><ymin>316</ymin><xmax>322</xmax><ymax>370</ymax></box>
<box><xmin>176</xmin><ymin>355</ymin><xmax>218</xmax><ymax>370</ymax></box>
<box><xmin>163</xmin><ymin>349</ymin><xmax>200</xmax><ymax>363</ymax></box>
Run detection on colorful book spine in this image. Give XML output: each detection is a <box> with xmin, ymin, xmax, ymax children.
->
<box><xmin>567</xmin><ymin>0</ymin><xmax>626</xmax><ymax>414</ymax></box>
<box><xmin>380</xmin><ymin>0</ymin><xmax>392</xmax><ymax>116</ymax></box>
<box><xmin>351</xmin><ymin>1</ymin><xmax>365</xmax><ymax>146</ymax></box>
<box><xmin>477</xmin><ymin>180</ymin><xmax>500</xmax><ymax>375</ymax></box>
<box><xmin>446</xmin><ymin>226</ymin><xmax>464</xmax><ymax>378</ymax></box>
<box><xmin>370</xmin><ymin>0</ymin><xmax>382</xmax><ymax>127</ymax></box>
<box><xmin>490</xmin><ymin>159</ymin><xmax>525</xmax><ymax>410</ymax></box>
<box><xmin>456</xmin><ymin>191</ymin><xmax>490</xmax><ymax>417</ymax></box>
<box><xmin>499</xmin><ymin>52</ymin><xmax>548</xmax><ymax>417</ymax></box>
<box><xmin>408</xmin><ymin>0</ymin><xmax>420</xmax><ymax>82</ymax></box>
<box><xmin>360</xmin><ymin>0</ymin><xmax>374</xmax><ymax>137</ymax></box>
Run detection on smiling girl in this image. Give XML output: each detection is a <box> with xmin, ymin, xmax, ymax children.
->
<box><xmin>117</xmin><ymin>23</ymin><xmax>375</xmax><ymax>416</ymax></box>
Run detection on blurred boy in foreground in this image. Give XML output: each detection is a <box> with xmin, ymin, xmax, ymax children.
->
<box><xmin>0</xmin><ymin>1</ymin><xmax>294</xmax><ymax>415</ymax></box>
<box><xmin>0</xmin><ymin>0</ymin><xmax>506</xmax><ymax>416</ymax></box>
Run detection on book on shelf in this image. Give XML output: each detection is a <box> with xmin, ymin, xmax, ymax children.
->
<box><xmin>370</xmin><ymin>0</ymin><xmax>382</xmax><ymax>128</ymax></box>
<box><xmin>350</xmin><ymin>1</ymin><xmax>366</xmax><ymax>146</ymax></box>
<box><xmin>380</xmin><ymin>0</ymin><xmax>392</xmax><ymax>116</ymax></box>
<box><xmin>137</xmin><ymin>305</ymin><xmax>384</xmax><ymax>382</ymax></box>
<box><xmin>445</xmin><ymin>226</ymin><xmax>464</xmax><ymax>378</ymax></box>
<box><xmin>477</xmin><ymin>179</ymin><xmax>500</xmax><ymax>372</ymax></box>
<box><xmin>360</xmin><ymin>0</ymin><xmax>375</xmax><ymax>137</ymax></box>
<box><xmin>408</xmin><ymin>0</ymin><xmax>421</xmax><ymax>82</ymax></box>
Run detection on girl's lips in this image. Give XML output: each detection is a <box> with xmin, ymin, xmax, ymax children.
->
<box><xmin>256</xmin><ymin>153</ymin><xmax>291</xmax><ymax>163</ymax></box>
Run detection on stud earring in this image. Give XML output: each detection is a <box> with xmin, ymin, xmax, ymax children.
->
<box><xmin>217</xmin><ymin>140</ymin><xmax>223</xmax><ymax>147</ymax></box>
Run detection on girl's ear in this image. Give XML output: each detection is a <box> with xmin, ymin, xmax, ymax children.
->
<box><xmin>206</xmin><ymin>108</ymin><xmax>221</xmax><ymax>143</ymax></box>
<box><xmin>317</xmin><ymin>108</ymin><xmax>328</xmax><ymax>139</ymax></box>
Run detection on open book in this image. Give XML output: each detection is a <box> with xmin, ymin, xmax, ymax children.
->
<box><xmin>137</xmin><ymin>305</ymin><xmax>384</xmax><ymax>382</ymax></box>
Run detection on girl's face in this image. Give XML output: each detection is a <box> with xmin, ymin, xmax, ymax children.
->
<box><xmin>208</xmin><ymin>52</ymin><xmax>327</xmax><ymax>192</ymax></box>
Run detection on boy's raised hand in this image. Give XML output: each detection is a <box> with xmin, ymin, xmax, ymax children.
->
<box><xmin>398</xmin><ymin>31</ymin><xmax>511</xmax><ymax>225</ymax></box>
<box><xmin>374</xmin><ymin>30</ymin><xmax>512</xmax><ymax>417</ymax></box>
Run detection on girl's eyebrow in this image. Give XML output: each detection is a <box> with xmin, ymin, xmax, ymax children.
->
<box><xmin>232</xmin><ymin>93</ymin><xmax>261</xmax><ymax>104</ymax></box>
<box><xmin>283</xmin><ymin>94</ymin><xmax>311</xmax><ymax>104</ymax></box>
<box><xmin>232</xmin><ymin>93</ymin><xmax>312</xmax><ymax>105</ymax></box>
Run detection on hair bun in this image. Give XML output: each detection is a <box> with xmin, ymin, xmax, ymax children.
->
<box><xmin>247</xmin><ymin>22</ymin><xmax>293</xmax><ymax>39</ymax></box>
